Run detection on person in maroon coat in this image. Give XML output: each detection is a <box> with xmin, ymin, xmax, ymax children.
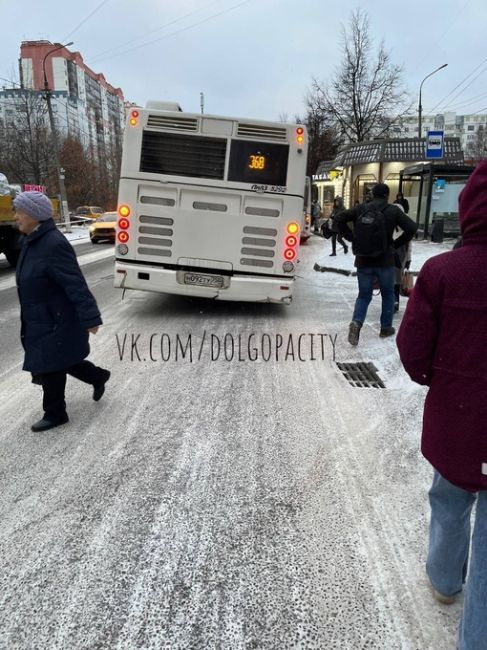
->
<box><xmin>396</xmin><ymin>161</ymin><xmax>487</xmax><ymax>650</ymax></box>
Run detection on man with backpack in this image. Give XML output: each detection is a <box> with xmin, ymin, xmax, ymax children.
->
<box><xmin>336</xmin><ymin>183</ymin><xmax>417</xmax><ymax>346</ymax></box>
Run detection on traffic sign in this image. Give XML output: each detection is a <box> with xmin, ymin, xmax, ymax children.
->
<box><xmin>425</xmin><ymin>131</ymin><xmax>444</xmax><ymax>159</ymax></box>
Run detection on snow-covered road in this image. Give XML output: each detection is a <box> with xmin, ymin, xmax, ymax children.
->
<box><xmin>0</xmin><ymin>234</ymin><xmax>461</xmax><ymax>649</ymax></box>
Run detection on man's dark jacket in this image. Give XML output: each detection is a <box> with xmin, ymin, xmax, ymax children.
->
<box><xmin>336</xmin><ymin>198</ymin><xmax>417</xmax><ymax>267</ymax></box>
<box><xmin>16</xmin><ymin>219</ymin><xmax>102</xmax><ymax>374</ymax></box>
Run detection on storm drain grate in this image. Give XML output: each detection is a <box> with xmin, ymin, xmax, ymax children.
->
<box><xmin>336</xmin><ymin>362</ymin><xmax>386</xmax><ymax>388</ymax></box>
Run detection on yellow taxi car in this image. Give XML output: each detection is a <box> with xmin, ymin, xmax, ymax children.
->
<box><xmin>89</xmin><ymin>212</ymin><xmax>117</xmax><ymax>244</ymax></box>
<box><xmin>74</xmin><ymin>205</ymin><xmax>105</xmax><ymax>220</ymax></box>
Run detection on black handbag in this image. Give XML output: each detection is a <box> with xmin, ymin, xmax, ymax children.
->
<box><xmin>321</xmin><ymin>221</ymin><xmax>333</xmax><ymax>239</ymax></box>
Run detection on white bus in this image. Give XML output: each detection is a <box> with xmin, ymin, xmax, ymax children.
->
<box><xmin>114</xmin><ymin>102</ymin><xmax>308</xmax><ymax>303</ymax></box>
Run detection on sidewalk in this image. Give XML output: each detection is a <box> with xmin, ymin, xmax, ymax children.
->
<box><xmin>312</xmin><ymin>233</ymin><xmax>456</xmax><ymax>275</ymax></box>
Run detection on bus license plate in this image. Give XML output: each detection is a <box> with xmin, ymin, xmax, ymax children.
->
<box><xmin>183</xmin><ymin>272</ymin><xmax>226</xmax><ymax>288</ymax></box>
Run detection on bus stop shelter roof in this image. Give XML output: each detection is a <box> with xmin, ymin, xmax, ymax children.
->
<box><xmin>400</xmin><ymin>162</ymin><xmax>475</xmax><ymax>177</ymax></box>
<box><xmin>332</xmin><ymin>137</ymin><xmax>464</xmax><ymax>167</ymax></box>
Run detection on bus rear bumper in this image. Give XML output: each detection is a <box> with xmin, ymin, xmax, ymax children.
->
<box><xmin>114</xmin><ymin>261</ymin><xmax>294</xmax><ymax>304</ymax></box>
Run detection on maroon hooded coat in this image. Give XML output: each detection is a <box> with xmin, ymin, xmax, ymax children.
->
<box><xmin>396</xmin><ymin>161</ymin><xmax>487</xmax><ymax>492</ymax></box>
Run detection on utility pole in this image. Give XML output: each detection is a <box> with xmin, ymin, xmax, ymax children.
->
<box><xmin>200</xmin><ymin>92</ymin><xmax>204</xmax><ymax>115</ymax></box>
<box><xmin>43</xmin><ymin>42</ymin><xmax>73</xmax><ymax>230</ymax></box>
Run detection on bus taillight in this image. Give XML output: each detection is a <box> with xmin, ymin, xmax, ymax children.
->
<box><xmin>118</xmin><ymin>231</ymin><xmax>129</xmax><ymax>243</ymax></box>
<box><xmin>296</xmin><ymin>126</ymin><xmax>305</xmax><ymax>145</ymax></box>
<box><xmin>119</xmin><ymin>205</ymin><xmax>131</xmax><ymax>218</ymax></box>
<box><xmin>118</xmin><ymin>218</ymin><xmax>130</xmax><ymax>230</ymax></box>
<box><xmin>129</xmin><ymin>110</ymin><xmax>139</xmax><ymax>127</ymax></box>
<box><xmin>283</xmin><ymin>221</ymin><xmax>299</xmax><ymax>269</ymax></box>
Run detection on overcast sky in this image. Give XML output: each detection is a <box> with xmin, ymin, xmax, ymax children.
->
<box><xmin>1</xmin><ymin>0</ymin><xmax>486</xmax><ymax>122</ymax></box>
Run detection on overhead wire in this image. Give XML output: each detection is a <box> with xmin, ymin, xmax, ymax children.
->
<box><xmin>425</xmin><ymin>56</ymin><xmax>487</xmax><ymax>115</ymax></box>
<box><xmin>61</xmin><ymin>0</ymin><xmax>113</xmax><ymax>42</ymax></box>
<box><xmin>88</xmin><ymin>0</ymin><xmax>253</xmax><ymax>65</ymax></box>
<box><xmin>412</xmin><ymin>0</ymin><xmax>472</xmax><ymax>70</ymax></box>
<box><xmin>438</xmin><ymin>91</ymin><xmax>487</xmax><ymax>115</ymax></box>
<box><xmin>90</xmin><ymin>0</ymin><xmax>223</xmax><ymax>62</ymax></box>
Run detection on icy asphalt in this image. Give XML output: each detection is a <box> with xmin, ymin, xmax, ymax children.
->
<box><xmin>0</xmin><ymin>230</ymin><xmax>462</xmax><ymax>650</ymax></box>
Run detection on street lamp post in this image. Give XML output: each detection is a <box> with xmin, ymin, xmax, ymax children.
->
<box><xmin>42</xmin><ymin>42</ymin><xmax>73</xmax><ymax>230</ymax></box>
<box><xmin>418</xmin><ymin>63</ymin><xmax>448</xmax><ymax>139</ymax></box>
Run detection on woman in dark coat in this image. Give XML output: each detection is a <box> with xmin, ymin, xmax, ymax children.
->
<box><xmin>395</xmin><ymin>192</ymin><xmax>409</xmax><ymax>214</ymax></box>
<box><xmin>14</xmin><ymin>191</ymin><xmax>110</xmax><ymax>432</ymax></box>
<box><xmin>396</xmin><ymin>161</ymin><xmax>487</xmax><ymax>649</ymax></box>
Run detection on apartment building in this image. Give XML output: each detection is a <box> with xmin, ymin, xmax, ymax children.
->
<box><xmin>0</xmin><ymin>41</ymin><xmax>125</xmax><ymax>163</ymax></box>
<box><xmin>396</xmin><ymin>111</ymin><xmax>487</xmax><ymax>152</ymax></box>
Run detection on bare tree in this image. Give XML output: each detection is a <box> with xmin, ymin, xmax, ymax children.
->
<box><xmin>302</xmin><ymin>100</ymin><xmax>340</xmax><ymax>176</ymax></box>
<box><xmin>0</xmin><ymin>89</ymin><xmax>123</xmax><ymax>208</ymax></box>
<box><xmin>0</xmin><ymin>90</ymin><xmax>54</xmax><ymax>187</ymax></box>
<box><xmin>308</xmin><ymin>9</ymin><xmax>411</xmax><ymax>143</ymax></box>
<box><xmin>60</xmin><ymin>134</ymin><xmax>122</xmax><ymax>210</ymax></box>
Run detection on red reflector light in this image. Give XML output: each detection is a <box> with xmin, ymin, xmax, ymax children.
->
<box><xmin>118</xmin><ymin>218</ymin><xmax>130</xmax><ymax>230</ymax></box>
<box><xmin>296</xmin><ymin>127</ymin><xmax>304</xmax><ymax>135</ymax></box>
<box><xmin>286</xmin><ymin>235</ymin><xmax>298</xmax><ymax>247</ymax></box>
<box><xmin>119</xmin><ymin>205</ymin><xmax>131</xmax><ymax>218</ymax></box>
<box><xmin>118</xmin><ymin>231</ymin><xmax>129</xmax><ymax>243</ymax></box>
<box><xmin>131</xmin><ymin>110</ymin><xmax>139</xmax><ymax>118</ymax></box>
<box><xmin>284</xmin><ymin>248</ymin><xmax>296</xmax><ymax>260</ymax></box>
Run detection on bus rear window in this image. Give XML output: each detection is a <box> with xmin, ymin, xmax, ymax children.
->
<box><xmin>141</xmin><ymin>132</ymin><xmax>227</xmax><ymax>179</ymax></box>
<box><xmin>228</xmin><ymin>140</ymin><xmax>289</xmax><ymax>186</ymax></box>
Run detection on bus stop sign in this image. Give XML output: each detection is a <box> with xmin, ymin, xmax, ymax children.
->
<box><xmin>426</xmin><ymin>130</ymin><xmax>444</xmax><ymax>159</ymax></box>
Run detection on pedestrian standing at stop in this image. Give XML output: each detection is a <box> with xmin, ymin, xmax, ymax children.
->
<box><xmin>396</xmin><ymin>160</ymin><xmax>487</xmax><ymax>650</ymax></box>
<box><xmin>395</xmin><ymin>191</ymin><xmax>410</xmax><ymax>214</ymax></box>
<box><xmin>328</xmin><ymin>196</ymin><xmax>349</xmax><ymax>256</ymax></box>
<box><xmin>335</xmin><ymin>183</ymin><xmax>417</xmax><ymax>345</ymax></box>
<box><xmin>14</xmin><ymin>191</ymin><xmax>111</xmax><ymax>432</ymax></box>
<box><xmin>311</xmin><ymin>198</ymin><xmax>321</xmax><ymax>233</ymax></box>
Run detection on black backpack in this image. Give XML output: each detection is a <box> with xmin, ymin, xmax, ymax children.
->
<box><xmin>352</xmin><ymin>204</ymin><xmax>389</xmax><ymax>257</ymax></box>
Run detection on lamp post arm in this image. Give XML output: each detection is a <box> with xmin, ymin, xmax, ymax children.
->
<box><xmin>418</xmin><ymin>64</ymin><xmax>448</xmax><ymax>139</ymax></box>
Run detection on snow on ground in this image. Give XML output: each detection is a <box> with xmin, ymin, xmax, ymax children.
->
<box><xmin>0</xmin><ymin>224</ymin><xmax>91</xmax><ymax>263</ymax></box>
<box><xmin>314</xmin><ymin>235</ymin><xmax>456</xmax><ymax>275</ymax></box>
<box><xmin>0</xmin><ymin>231</ymin><xmax>465</xmax><ymax>649</ymax></box>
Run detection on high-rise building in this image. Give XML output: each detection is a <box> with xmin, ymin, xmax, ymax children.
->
<box><xmin>0</xmin><ymin>41</ymin><xmax>125</xmax><ymax>163</ymax></box>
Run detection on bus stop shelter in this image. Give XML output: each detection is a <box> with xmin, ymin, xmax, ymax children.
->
<box><xmin>399</xmin><ymin>163</ymin><xmax>475</xmax><ymax>239</ymax></box>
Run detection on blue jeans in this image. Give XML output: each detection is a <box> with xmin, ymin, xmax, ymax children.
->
<box><xmin>427</xmin><ymin>471</ymin><xmax>487</xmax><ymax>650</ymax></box>
<box><xmin>352</xmin><ymin>266</ymin><xmax>395</xmax><ymax>329</ymax></box>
